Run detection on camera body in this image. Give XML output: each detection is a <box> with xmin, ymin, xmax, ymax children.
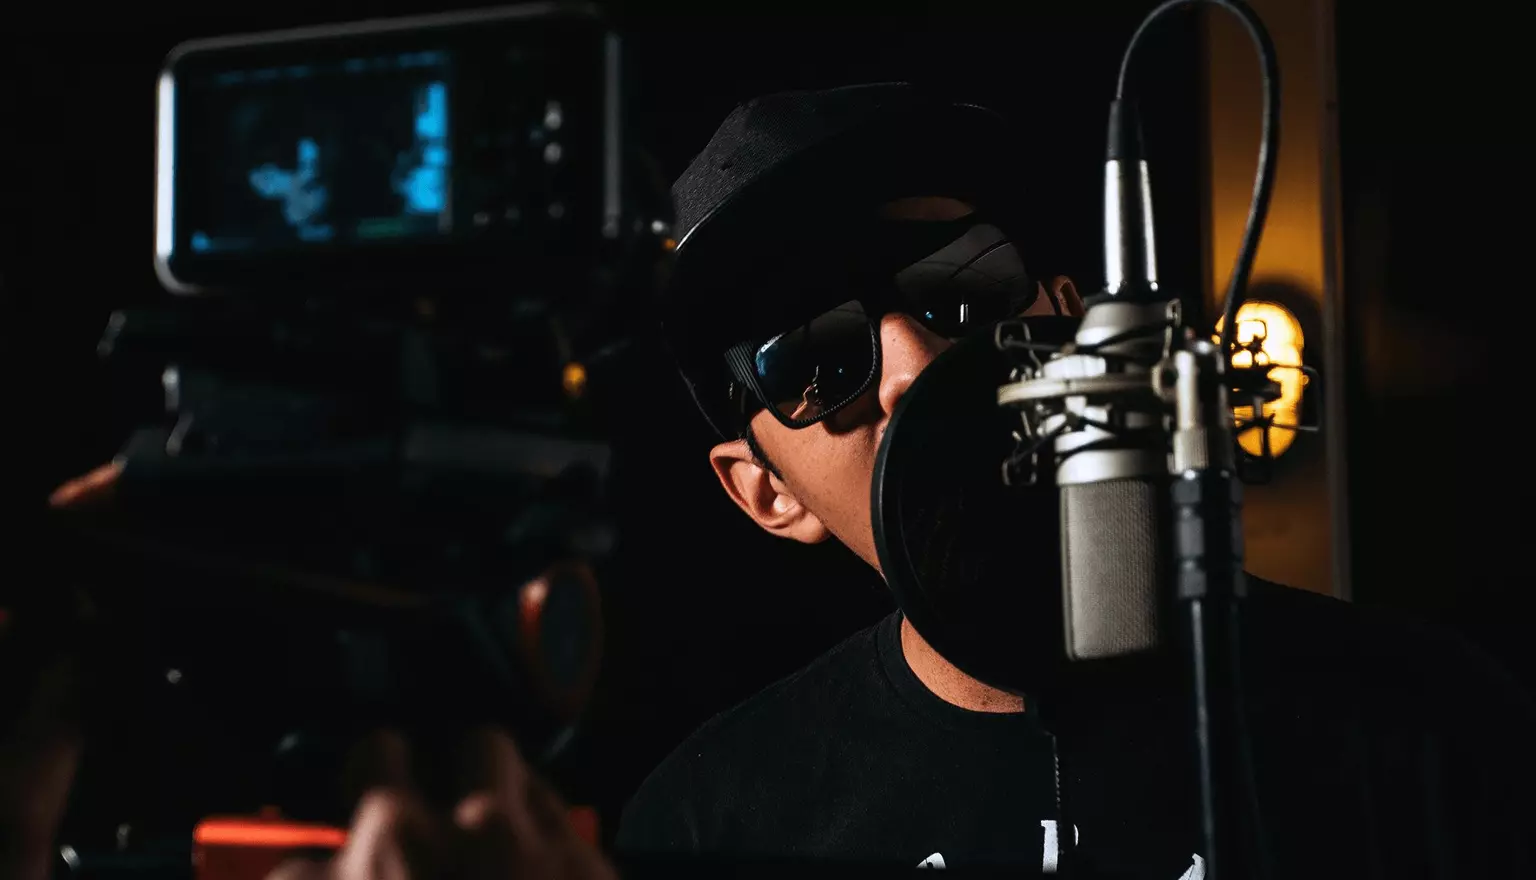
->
<box><xmin>154</xmin><ymin>2</ymin><xmax>627</xmax><ymax>298</ymax></box>
<box><xmin>51</xmin><ymin>7</ymin><xmax>669</xmax><ymax>870</ymax></box>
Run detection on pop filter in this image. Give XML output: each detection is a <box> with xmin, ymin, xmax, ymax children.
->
<box><xmin>872</xmin><ymin>317</ymin><xmax>1081</xmax><ymax>695</ymax></box>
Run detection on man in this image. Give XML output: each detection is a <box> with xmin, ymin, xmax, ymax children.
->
<box><xmin>614</xmin><ymin>84</ymin><xmax>1536</xmax><ymax>878</ymax></box>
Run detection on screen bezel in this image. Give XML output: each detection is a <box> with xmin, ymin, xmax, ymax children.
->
<box><xmin>154</xmin><ymin>3</ymin><xmax>617</xmax><ymax>297</ymax></box>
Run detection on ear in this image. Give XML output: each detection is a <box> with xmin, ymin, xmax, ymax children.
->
<box><xmin>708</xmin><ymin>439</ymin><xmax>831</xmax><ymax>545</ymax></box>
<box><xmin>1049</xmin><ymin>275</ymin><xmax>1085</xmax><ymax>316</ymax></box>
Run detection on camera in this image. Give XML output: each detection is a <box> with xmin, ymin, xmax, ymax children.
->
<box><xmin>49</xmin><ymin>4</ymin><xmax>670</xmax><ymax>872</ymax></box>
<box><xmin>154</xmin><ymin>2</ymin><xmax>631</xmax><ymax>296</ymax></box>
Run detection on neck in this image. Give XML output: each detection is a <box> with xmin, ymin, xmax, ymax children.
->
<box><xmin>899</xmin><ymin>616</ymin><xmax>1024</xmax><ymax>713</ymax></box>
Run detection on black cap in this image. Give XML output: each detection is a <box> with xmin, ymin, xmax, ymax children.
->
<box><xmin>662</xmin><ymin>83</ymin><xmax>1031</xmax><ymax>439</ymax></box>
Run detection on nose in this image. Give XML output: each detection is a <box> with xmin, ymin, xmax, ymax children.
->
<box><xmin>876</xmin><ymin>312</ymin><xmax>950</xmax><ymax>418</ymax></box>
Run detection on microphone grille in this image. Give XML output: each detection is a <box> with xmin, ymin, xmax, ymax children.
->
<box><xmin>1060</xmin><ymin>480</ymin><xmax>1164</xmax><ymax>661</ymax></box>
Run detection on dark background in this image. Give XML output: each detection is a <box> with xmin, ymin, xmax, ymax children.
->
<box><xmin>1334</xmin><ymin>5</ymin><xmax>1531</xmax><ymax>690</ymax></box>
<box><xmin>1</xmin><ymin>0</ymin><xmax>1527</xmax><ymax>859</ymax></box>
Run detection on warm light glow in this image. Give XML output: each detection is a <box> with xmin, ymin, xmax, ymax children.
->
<box><xmin>191</xmin><ymin>807</ymin><xmax>600</xmax><ymax>855</ymax></box>
<box><xmin>1215</xmin><ymin>300</ymin><xmax>1308</xmax><ymax>458</ymax></box>
<box><xmin>193</xmin><ymin>818</ymin><xmax>346</xmax><ymax>849</ymax></box>
<box><xmin>562</xmin><ymin>362</ymin><xmax>588</xmax><ymax>398</ymax></box>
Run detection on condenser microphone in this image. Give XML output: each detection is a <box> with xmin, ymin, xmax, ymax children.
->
<box><xmin>997</xmin><ymin>4</ymin><xmax>1279</xmax><ymax>872</ymax></box>
<box><xmin>998</xmin><ymin>99</ymin><xmax>1174</xmax><ymax>662</ymax></box>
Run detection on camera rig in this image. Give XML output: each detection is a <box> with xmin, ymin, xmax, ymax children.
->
<box><xmin>47</xmin><ymin>5</ymin><xmax>672</xmax><ymax>877</ymax></box>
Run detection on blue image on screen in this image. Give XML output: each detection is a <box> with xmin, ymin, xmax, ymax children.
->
<box><xmin>395</xmin><ymin>82</ymin><xmax>449</xmax><ymax>216</ymax></box>
<box><xmin>247</xmin><ymin>136</ymin><xmax>334</xmax><ymax>242</ymax></box>
<box><xmin>185</xmin><ymin>53</ymin><xmax>453</xmax><ymax>255</ymax></box>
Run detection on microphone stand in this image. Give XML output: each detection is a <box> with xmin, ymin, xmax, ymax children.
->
<box><xmin>1160</xmin><ymin>334</ymin><xmax>1253</xmax><ymax>880</ymax></box>
<box><xmin>1118</xmin><ymin>3</ymin><xmax>1279</xmax><ymax>877</ymax></box>
<box><xmin>998</xmin><ymin>3</ymin><xmax>1279</xmax><ymax>876</ymax></box>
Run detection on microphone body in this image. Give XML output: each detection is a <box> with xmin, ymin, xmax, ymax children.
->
<box><xmin>1047</xmin><ymin>302</ymin><xmax>1169</xmax><ymax>661</ymax></box>
<box><xmin>1000</xmin><ymin>98</ymin><xmax>1174</xmax><ymax>662</ymax></box>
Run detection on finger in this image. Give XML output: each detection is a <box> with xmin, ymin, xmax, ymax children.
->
<box><xmin>0</xmin><ymin>652</ymin><xmax>83</xmax><ymax>880</ymax></box>
<box><xmin>517</xmin><ymin>779</ymin><xmax>620</xmax><ymax>880</ymax></box>
<box><xmin>332</xmin><ymin>788</ymin><xmax>440</xmax><ymax>880</ymax></box>
<box><xmin>459</xmin><ymin>727</ymin><xmax>578</xmax><ymax>839</ymax></box>
<box><xmin>454</xmin><ymin>728</ymin><xmax>546</xmax><ymax>846</ymax></box>
<box><xmin>1059</xmin><ymin>278</ymin><xmax>1086</xmax><ymax>314</ymax></box>
<box><xmin>341</xmin><ymin>729</ymin><xmax>413</xmax><ymax>812</ymax></box>
<box><xmin>455</xmin><ymin>727</ymin><xmax>532</xmax><ymax>814</ymax></box>
<box><xmin>523</xmin><ymin>769</ymin><xmax>575</xmax><ymax>838</ymax></box>
<box><xmin>453</xmin><ymin>726</ymin><xmax>580</xmax><ymax>873</ymax></box>
<box><xmin>48</xmin><ymin>462</ymin><xmax>123</xmax><ymax>510</ymax></box>
<box><xmin>457</xmin><ymin>727</ymin><xmax>573</xmax><ymax>832</ymax></box>
<box><xmin>564</xmin><ymin>839</ymin><xmax>622</xmax><ymax>880</ymax></box>
<box><xmin>455</xmin><ymin>782</ymin><xmax>616</xmax><ymax>880</ymax></box>
<box><xmin>265</xmin><ymin>857</ymin><xmax>328</xmax><ymax>880</ymax></box>
<box><xmin>452</xmin><ymin>792</ymin><xmax>527</xmax><ymax>877</ymax></box>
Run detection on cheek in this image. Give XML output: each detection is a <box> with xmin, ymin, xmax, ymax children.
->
<box><xmin>786</xmin><ymin>435</ymin><xmax>875</xmax><ymax>502</ymax></box>
<box><xmin>780</xmin><ymin>428</ymin><xmax>883</xmax><ymax>553</ymax></box>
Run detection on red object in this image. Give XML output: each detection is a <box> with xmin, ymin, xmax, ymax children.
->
<box><xmin>568</xmin><ymin>805</ymin><xmax>601</xmax><ymax>845</ymax></box>
<box><xmin>515</xmin><ymin>560</ymin><xmax>605</xmax><ymax>719</ymax></box>
<box><xmin>193</xmin><ymin>817</ymin><xmax>345</xmax><ymax>880</ymax></box>
<box><xmin>193</xmin><ymin>808</ymin><xmax>600</xmax><ymax>879</ymax></box>
<box><xmin>194</xmin><ymin>818</ymin><xmax>348</xmax><ymax>849</ymax></box>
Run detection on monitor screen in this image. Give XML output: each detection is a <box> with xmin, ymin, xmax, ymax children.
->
<box><xmin>178</xmin><ymin>50</ymin><xmax>456</xmax><ymax>256</ymax></box>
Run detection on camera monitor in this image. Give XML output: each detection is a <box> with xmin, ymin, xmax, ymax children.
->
<box><xmin>155</xmin><ymin>4</ymin><xmax>619</xmax><ymax>295</ymax></box>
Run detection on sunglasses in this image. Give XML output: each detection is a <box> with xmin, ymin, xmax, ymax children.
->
<box><xmin>723</xmin><ymin>221</ymin><xmax>1058</xmax><ymax>430</ymax></box>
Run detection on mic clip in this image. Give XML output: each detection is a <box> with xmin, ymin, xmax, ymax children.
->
<box><xmin>995</xmin><ymin>300</ymin><xmax>1184</xmax><ymax>489</ymax></box>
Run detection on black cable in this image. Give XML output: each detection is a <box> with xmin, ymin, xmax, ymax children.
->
<box><xmin>1115</xmin><ymin>0</ymin><xmax>1280</xmax><ymax>359</ymax></box>
<box><xmin>1112</xmin><ymin>2</ymin><xmax>1281</xmax><ymax>877</ymax></box>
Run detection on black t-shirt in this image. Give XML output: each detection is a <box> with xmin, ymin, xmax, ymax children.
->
<box><xmin>615</xmin><ymin>581</ymin><xmax>1536</xmax><ymax>878</ymax></box>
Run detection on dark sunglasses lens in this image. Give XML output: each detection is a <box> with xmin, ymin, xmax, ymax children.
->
<box><xmin>895</xmin><ymin>224</ymin><xmax>1038</xmax><ymax>335</ymax></box>
<box><xmin>753</xmin><ymin>300</ymin><xmax>875</xmax><ymax>424</ymax></box>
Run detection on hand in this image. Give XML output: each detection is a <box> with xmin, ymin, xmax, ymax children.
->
<box><xmin>270</xmin><ymin>729</ymin><xmax>618</xmax><ymax>880</ymax></box>
<box><xmin>0</xmin><ymin>640</ymin><xmax>83</xmax><ymax>880</ymax></box>
<box><xmin>0</xmin><ymin>466</ymin><xmax>120</xmax><ymax>879</ymax></box>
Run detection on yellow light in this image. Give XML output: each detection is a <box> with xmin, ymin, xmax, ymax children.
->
<box><xmin>562</xmin><ymin>362</ymin><xmax>588</xmax><ymax>399</ymax></box>
<box><xmin>1214</xmin><ymin>300</ymin><xmax>1308</xmax><ymax>458</ymax></box>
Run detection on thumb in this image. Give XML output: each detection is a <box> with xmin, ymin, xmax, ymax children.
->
<box><xmin>265</xmin><ymin>859</ymin><xmax>329</xmax><ymax>880</ymax></box>
<box><xmin>331</xmin><ymin>789</ymin><xmax>441</xmax><ymax>879</ymax></box>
